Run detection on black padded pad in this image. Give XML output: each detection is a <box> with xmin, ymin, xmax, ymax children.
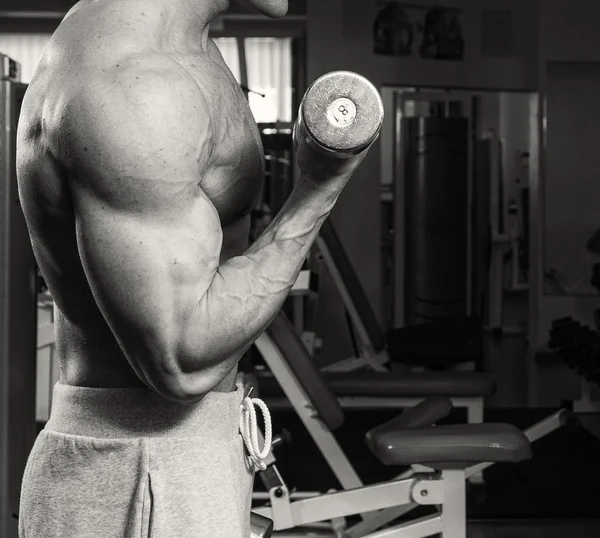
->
<box><xmin>261</xmin><ymin>313</ymin><xmax>345</xmax><ymax>431</ymax></box>
<box><xmin>325</xmin><ymin>372</ymin><xmax>495</xmax><ymax>397</ymax></box>
<box><xmin>255</xmin><ymin>371</ymin><xmax>494</xmax><ymax>398</ymax></box>
<box><xmin>369</xmin><ymin>423</ymin><xmax>532</xmax><ymax>467</ymax></box>
<box><xmin>365</xmin><ymin>396</ymin><xmax>452</xmax><ymax>453</ymax></box>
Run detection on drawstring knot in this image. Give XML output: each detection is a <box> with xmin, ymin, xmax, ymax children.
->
<box><xmin>239</xmin><ymin>394</ymin><xmax>272</xmax><ymax>471</ymax></box>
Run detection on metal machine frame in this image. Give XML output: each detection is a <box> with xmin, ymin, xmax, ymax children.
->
<box><xmin>253</xmin><ymin>328</ymin><xmax>566</xmax><ymax>537</ymax></box>
<box><xmin>0</xmin><ymin>58</ymin><xmax>37</xmax><ymax>538</ymax></box>
<box><xmin>313</xmin><ymin>231</ymin><xmax>485</xmax><ymax>426</ymax></box>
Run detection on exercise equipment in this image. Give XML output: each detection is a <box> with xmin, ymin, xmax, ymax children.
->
<box><xmin>548</xmin><ymin>317</ymin><xmax>600</xmax><ymax>419</ymax></box>
<box><xmin>286</xmin><ymin>73</ymin><xmax>496</xmax><ymax>422</ymax></box>
<box><xmin>259</xmin><ymin>217</ymin><xmax>494</xmax><ymax>486</ymax></box>
<box><xmin>294</xmin><ymin>70</ymin><xmax>384</xmax><ymax>158</ymax></box>
<box><xmin>549</xmin><ymin>317</ymin><xmax>600</xmax><ymax>385</ymax></box>
<box><xmin>316</xmin><ymin>219</ymin><xmax>484</xmax><ymax>370</ymax></box>
<box><xmin>404</xmin><ymin>115</ymin><xmax>468</xmax><ymax>327</ymax></box>
<box><xmin>250</xmin><ymin>511</ymin><xmax>274</xmax><ymax>538</ymax></box>
<box><xmin>250</xmin><ymin>312</ymin><xmax>571</xmax><ymax>537</ymax></box>
<box><xmin>275</xmin><ymin>220</ymin><xmax>492</xmax><ymax>431</ymax></box>
<box><xmin>0</xmin><ymin>55</ymin><xmax>37</xmax><ymax>538</ymax></box>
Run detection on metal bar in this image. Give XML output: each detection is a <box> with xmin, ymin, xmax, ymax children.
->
<box><xmin>315</xmin><ymin>235</ymin><xmax>384</xmax><ymax>369</ymax></box>
<box><xmin>254</xmin><ymin>479</ymin><xmax>414</xmax><ymax>529</ymax></box>
<box><xmin>0</xmin><ymin>83</ymin><xmax>10</xmax><ymax>538</ymax></box>
<box><xmin>261</xmin><ymin>395</ymin><xmax>481</xmax><ymax>412</ymax></box>
<box><xmin>346</xmin><ymin>502</ymin><xmax>419</xmax><ymax>538</ymax></box>
<box><xmin>520</xmin><ymin>409</ymin><xmax>568</xmax><ymax>443</ymax></box>
<box><xmin>465</xmin><ymin>409</ymin><xmax>567</xmax><ymax>478</ymax></box>
<box><xmin>441</xmin><ymin>470</ymin><xmax>466</xmax><ymax>538</ymax></box>
<box><xmin>488</xmin><ymin>133</ymin><xmax>505</xmax><ymax>329</ymax></box>
<box><xmin>392</xmin><ymin>91</ymin><xmax>406</xmax><ymax>327</ymax></box>
<box><xmin>0</xmin><ymin>81</ymin><xmax>38</xmax><ymax>538</ymax></box>
<box><xmin>236</xmin><ymin>37</ymin><xmax>248</xmax><ymax>94</ymax></box>
<box><xmin>367</xmin><ymin>514</ymin><xmax>443</xmax><ymax>538</ymax></box>
<box><xmin>252</xmin><ymin>491</ymin><xmax>319</xmax><ymax>501</ymax></box>
<box><xmin>320</xmin><ymin>356</ymin><xmax>371</xmax><ymax>372</ymax></box>
<box><xmin>254</xmin><ymin>333</ymin><xmax>365</xmax><ymax>491</ymax></box>
<box><xmin>466</xmin><ymin>96</ymin><xmax>473</xmax><ymax>317</ymax></box>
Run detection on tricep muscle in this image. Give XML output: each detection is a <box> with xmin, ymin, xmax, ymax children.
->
<box><xmin>64</xmin><ymin>58</ymin><xmax>224</xmax><ymax>398</ymax></box>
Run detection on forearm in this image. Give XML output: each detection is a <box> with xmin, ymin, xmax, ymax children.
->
<box><xmin>178</xmin><ymin>176</ymin><xmax>342</xmax><ymax>377</ymax></box>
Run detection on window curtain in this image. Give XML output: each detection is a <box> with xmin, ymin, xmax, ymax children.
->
<box><xmin>215</xmin><ymin>36</ymin><xmax>292</xmax><ymax>124</ymax></box>
<box><xmin>1</xmin><ymin>34</ymin><xmax>292</xmax><ymax>124</ymax></box>
<box><xmin>245</xmin><ymin>37</ymin><xmax>292</xmax><ymax>123</ymax></box>
<box><xmin>0</xmin><ymin>33</ymin><xmax>52</xmax><ymax>83</ymax></box>
<box><xmin>213</xmin><ymin>37</ymin><xmax>241</xmax><ymax>82</ymax></box>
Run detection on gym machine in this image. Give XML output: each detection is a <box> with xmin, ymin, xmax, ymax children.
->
<box><xmin>0</xmin><ymin>54</ymin><xmax>37</xmax><ymax>538</ymax></box>
<box><xmin>379</xmin><ymin>89</ymin><xmax>532</xmax><ymax>369</ymax></box>
<box><xmin>548</xmin><ymin>257</ymin><xmax>600</xmax><ymax>418</ymax></box>
<box><xmin>385</xmin><ymin>90</ymin><xmax>480</xmax><ymax>368</ymax></box>
<box><xmin>249</xmin><ymin>312</ymin><xmax>571</xmax><ymax>538</ymax></box>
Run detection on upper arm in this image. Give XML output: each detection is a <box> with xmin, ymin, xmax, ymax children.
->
<box><xmin>64</xmin><ymin>60</ymin><xmax>222</xmax><ymax>397</ymax></box>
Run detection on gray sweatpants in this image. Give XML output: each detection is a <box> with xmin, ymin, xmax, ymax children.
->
<box><xmin>19</xmin><ymin>381</ymin><xmax>255</xmax><ymax>538</ymax></box>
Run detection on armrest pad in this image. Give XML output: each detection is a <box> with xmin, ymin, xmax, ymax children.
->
<box><xmin>370</xmin><ymin>423</ymin><xmax>531</xmax><ymax>467</ymax></box>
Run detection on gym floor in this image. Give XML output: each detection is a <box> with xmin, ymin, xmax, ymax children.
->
<box><xmin>469</xmin><ymin>520</ymin><xmax>600</xmax><ymax>538</ymax></box>
<box><xmin>262</xmin><ymin>407</ymin><xmax>600</xmax><ymax>536</ymax></box>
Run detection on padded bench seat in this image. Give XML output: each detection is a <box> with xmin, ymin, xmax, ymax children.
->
<box><xmin>254</xmin><ymin>371</ymin><xmax>495</xmax><ymax>399</ymax></box>
<box><xmin>368</xmin><ymin>423</ymin><xmax>532</xmax><ymax>468</ymax></box>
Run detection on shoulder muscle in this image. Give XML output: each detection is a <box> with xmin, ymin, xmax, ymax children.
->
<box><xmin>62</xmin><ymin>55</ymin><xmax>214</xmax><ymax>203</ymax></box>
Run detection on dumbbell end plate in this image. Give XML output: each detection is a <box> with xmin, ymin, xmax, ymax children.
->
<box><xmin>301</xmin><ymin>71</ymin><xmax>384</xmax><ymax>155</ymax></box>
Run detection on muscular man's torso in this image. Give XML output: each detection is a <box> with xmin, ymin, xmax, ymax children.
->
<box><xmin>17</xmin><ymin>0</ymin><xmax>264</xmax><ymax>391</ymax></box>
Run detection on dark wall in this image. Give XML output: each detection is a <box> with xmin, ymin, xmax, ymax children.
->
<box><xmin>0</xmin><ymin>0</ymin><xmax>306</xmax><ymax>36</ymax></box>
<box><xmin>0</xmin><ymin>0</ymin><xmax>306</xmax><ymax>33</ymax></box>
<box><xmin>2</xmin><ymin>0</ymin><xmax>75</xmax><ymax>9</ymax></box>
<box><xmin>1</xmin><ymin>0</ymin><xmax>306</xmax><ymax>14</ymax></box>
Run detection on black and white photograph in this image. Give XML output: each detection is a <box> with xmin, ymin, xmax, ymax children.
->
<box><xmin>0</xmin><ymin>1</ymin><xmax>599</xmax><ymax>537</ymax></box>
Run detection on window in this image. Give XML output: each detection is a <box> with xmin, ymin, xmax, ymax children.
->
<box><xmin>245</xmin><ymin>37</ymin><xmax>292</xmax><ymax>124</ymax></box>
<box><xmin>0</xmin><ymin>33</ymin><xmax>52</xmax><ymax>83</ymax></box>
<box><xmin>214</xmin><ymin>36</ymin><xmax>293</xmax><ymax>124</ymax></box>
<box><xmin>213</xmin><ymin>37</ymin><xmax>241</xmax><ymax>82</ymax></box>
<box><xmin>2</xmin><ymin>33</ymin><xmax>293</xmax><ymax>123</ymax></box>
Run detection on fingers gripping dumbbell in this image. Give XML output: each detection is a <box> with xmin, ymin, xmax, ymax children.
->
<box><xmin>294</xmin><ymin>70</ymin><xmax>384</xmax><ymax>158</ymax></box>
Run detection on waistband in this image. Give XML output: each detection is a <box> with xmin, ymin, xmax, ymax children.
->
<box><xmin>45</xmin><ymin>381</ymin><xmax>246</xmax><ymax>440</ymax></box>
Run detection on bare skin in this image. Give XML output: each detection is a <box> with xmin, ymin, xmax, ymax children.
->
<box><xmin>17</xmin><ymin>0</ymin><xmax>366</xmax><ymax>402</ymax></box>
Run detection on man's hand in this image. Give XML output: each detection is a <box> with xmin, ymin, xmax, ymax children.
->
<box><xmin>294</xmin><ymin>129</ymin><xmax>368</xmax><ymax>192</ymax></box>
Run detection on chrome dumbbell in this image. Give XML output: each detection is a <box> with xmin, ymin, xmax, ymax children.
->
<box><xmin>294</xmin><ymin>70</ymin><xmax>384</xmax><ymax>158</ymax></box>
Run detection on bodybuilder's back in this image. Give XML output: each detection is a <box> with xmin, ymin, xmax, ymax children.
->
<box><xmin>17</xmin><ymin>0</ymin><xmax>264</xmax><ymax>389</ymax></box>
